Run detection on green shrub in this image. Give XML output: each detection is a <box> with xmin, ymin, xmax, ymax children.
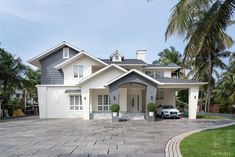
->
<box><xmin>147</xmin><ymin>103</ymin><xmax>156</xmax><ymax>112</ymax></box>
<box><xmin>111</xmin><ymin>104</ymin><xmax>120</xmax><ymax>112</ymax></box>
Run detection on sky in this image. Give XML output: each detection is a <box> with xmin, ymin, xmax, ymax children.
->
<box><xmin>0</xmin><ymin>0</ymin><xmax>235</xmax><ymax>68</ymax></box>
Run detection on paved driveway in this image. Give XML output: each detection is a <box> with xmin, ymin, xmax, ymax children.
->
<box><xmin>0</xmin><ymin>117</ymin><xmax>234</xmax><ymax>157</ymax></box>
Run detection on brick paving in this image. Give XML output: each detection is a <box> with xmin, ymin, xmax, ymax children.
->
<box><xmin>0</xmin><ymin>117</ymin><xmax>234</xmax><ymax>157</ymax></box>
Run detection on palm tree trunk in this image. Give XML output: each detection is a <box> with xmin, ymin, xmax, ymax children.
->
<box><xmin>207</xmin><ymin>51</ymin><xmax>212</xmax><ymax>113</ymax></box>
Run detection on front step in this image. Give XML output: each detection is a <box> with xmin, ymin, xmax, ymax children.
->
<box><xmin>119</xmin><ymin>113</ymin><xmax>145</xmax><ymax>120</ymax></box>
<box><xmin>91</xmin><ymin>112</ymin><xmax>145</xmax><ymax>120</ymax></box>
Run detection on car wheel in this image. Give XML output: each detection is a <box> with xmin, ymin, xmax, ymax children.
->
<box><xmin>161</xmin><ymin>113</ymin><xmax>165</xmax><ymax>119</ymax></box>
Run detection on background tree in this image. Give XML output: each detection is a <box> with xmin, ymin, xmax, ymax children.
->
<box><xmin>0</xmin><ymin>48</ymin><xmax>27</xmax><ymax>116</ymax></box>
<box><xmin>165</xmin><ymin>0</ymin><xmax>235</xmax><ymax>112</ymax></box>
<box><xmin>213</xmin><ymin>56</ymin><xmax>235</xmax><ymax>113</ymax></box>
<box><xmin>152</xmin><ymin>46</ymin><xmax>182</xmax><ymax>65</ymax></box>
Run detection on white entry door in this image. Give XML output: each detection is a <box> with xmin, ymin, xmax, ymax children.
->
<box><xmin>127</xmin><ymin>95</ymin><xmax>139</xmax><ymax>113</ymax></box>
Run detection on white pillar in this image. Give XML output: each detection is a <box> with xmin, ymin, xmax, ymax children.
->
<box><xmin>188</xmin><ymin>86</ymin><xmax>199</xmax><ymax>119</ymax></box>
<box><xmin>82</xmin><ymin>88</ymin><xmax>90</xmax><ymax>120</ymax></box>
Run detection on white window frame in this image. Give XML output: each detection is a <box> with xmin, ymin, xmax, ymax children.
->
<box><xmin>97</xmin><ymin>94</ymin><xmax>111</xmax><ymax>111</ymax></box>
<box><xmin>156</xmin><ymin>88</ymin><xmax>164</xmax><ymax>100</ymax></box>
<box><xmin>63</xmin><ymin>47</ymin><xmax>69</xmax><ymax>59</ymax></box>
<box><xmin>69</xmin><ymin>95</ymin><xmax>83</xmax><ymax>110</ymax></box>
<box><xmin>73</xmin><ymin>65</ymin><xmax>84</xmax><ymax>78</ymax></box>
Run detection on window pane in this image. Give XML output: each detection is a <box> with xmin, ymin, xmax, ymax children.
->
<box><xmin>70</xmin><ymin>106</ymin><xmax>74</xmax><ymax>110</ymax></box>
<box><xmin>75</xmin><ymin>106</ymin><xmax>79</xmax><ymax>110</ymax></box>
<box><xmin>73</xmin><ymin>65</ymin><xmax>78</xmax><ymax>78</ymax></box>
<box><xmin>98</xmin><ymin>106</ymin><xmax>102</xmax><ymax>110</ymax></box>
<box><xmin>75</xmin><ymin>96</ymin><xmax>79</xmax><ymax>105</ymax></box>
<box><xmin>98</xmin><ymin>95</ymin><xmax>102</xmax><ymax>105</ymax></box>
<box><xmin>80</xmin><ymin>106</ymin><xmax>83</xmax><ymax>110</ymax></box>
<box><xmin>79</xmin><ymin>65</ymin><xmax>84</xmax><ymax>78</ymax></box>
<box><xmin>70</xmin><ymin>96</ymin><xmax>74</xmax><ymax>105</ymax></box>
<box><xmin>104</xmin><ymin>95</ymin><xmax>108</xmax><ymax>105</ymax></box>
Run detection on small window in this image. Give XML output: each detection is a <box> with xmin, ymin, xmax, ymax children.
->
<box><xmin>63</xmin><ymin>47</ymin><xmax>69</xmax><ymax>59</ymax></box>
<box><xmin>114</xmin><ymin>55</ymin><xmax>119</xmax><ymax>60</ymax></box>
<box><xmin>73</xmin><ymin>65</ymin><xmax>84</xmax><ymax>78</ymax></box>
<box><xmin>70</xmin><ymin>95</ymin><xmax>82</xmax><ymax>110</ymax></box>
<box><xmin>156</xmin><ymin>89</ymin><xmax>164</xmax><ymax>100</ymax></box>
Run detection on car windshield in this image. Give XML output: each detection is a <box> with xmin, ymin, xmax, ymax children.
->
<box><xmin>162</xmin><ymin>105</ymin><xmax>174</xmax><ymax>109</ymax></box>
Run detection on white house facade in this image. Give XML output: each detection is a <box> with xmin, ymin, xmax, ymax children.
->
<box><xmin>29</xmin><ymin>41</ymin><xmax>206</xmax><ymax>120</ymax></box>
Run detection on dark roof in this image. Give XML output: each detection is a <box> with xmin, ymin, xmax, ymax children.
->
<box><xmin>156</xmin><ymin>77</ymin><xmax>204</xmax><ymax>84</ymax></box>
<box><xmin>64</xmin><ymin>89</ymin><xmax>81</xmax><ymax>93</ymax></box>
<box><xmin>145</xmin><ymin>63</ymin><xmax>180</xmax><ymax>68</ymax></box>
<box><xmin>101</xmin><ymin>59</ymin><xmax>147</xmax><ymax>65</ymax></box>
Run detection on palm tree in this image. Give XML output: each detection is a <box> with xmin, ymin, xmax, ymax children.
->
<box><xmin>165</xmin><ymin>0</ymin><xmax>235</xmax><ymax>112</ymax></box>
<box><xmin>213</xmin><ymin>59</ymin><xmax>235</xmax><ymax>113</ymax></box>
<box><xmin>23</xmin><ymin>67</ymin><xmax>41</xmax><ymax>98</ymax></box>
<box><xmin>152</xmin><ymin>46</ymin><xmax>182</xmax><ymax>65</ymax></box>
<box><xmin>0</xmin><ymin>48</ymin><xmax>27</xmax><ymax>117</ymax></box>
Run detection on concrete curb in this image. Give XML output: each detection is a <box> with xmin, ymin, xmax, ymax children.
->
<box><xmin>165</xmin><ymin>122</ymin><xmax>235</xmax><ymax>157</ymax></box>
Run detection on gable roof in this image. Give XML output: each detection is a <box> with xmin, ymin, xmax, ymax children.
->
<box><xmin>110</xmin><ymin>50</ymin><xmax>124</xmax><ymax>58</ymax></box>
<box><xmin>28</xmin><ymin>41</ymin><xmax>81</xmax><ymax>68</ymax></box>
<box><xmin>101</xmin><ymin>59</ymin><xmax>147</xmax><ymax>65</ymax></box>
<box><xmin>54</xmin><ymin>51</ymin><xmax>108</xmax><ymax>69</ymax></box>
<box><xmin>106</xmin><ymin>69</ymin><xmax>206</xmax><ymax>86</ymax></box>
<box><xmin>106</xmin><ymin>69</ymin><xmax>163</xmax><ymax>86</ymax></box>
<box><xmin>77</xmin><ymin>64</ymin><xmax>127</xmax><ymax>85</ymax></box>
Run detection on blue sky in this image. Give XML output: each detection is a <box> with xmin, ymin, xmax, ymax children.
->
<box><xmin>0</xmin><ymin>0</ymin><xmax>234</xmax><ymax>68</ymax></box>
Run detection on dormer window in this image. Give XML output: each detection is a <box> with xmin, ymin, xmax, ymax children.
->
<box><xmin>63</xmin><ymin>47</ymin><xmax>69</xmax><ymax>59</ymax></box>
<box><xmin>110</xmin><ymin>50</ymin><xmax>123</xmax><ymax>62</ymax></box>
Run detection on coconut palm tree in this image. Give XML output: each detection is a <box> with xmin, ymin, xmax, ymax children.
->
<box><xmin>152</xmin><ymin>46</ymin><xmax>182</xmax><ymax>65</ymax></box>
<box><xmin>165</xmin><ymin>0</ymin><xmax>235</xmax><ymax>112</ymax></box>
<box><xmin>0</xmin><ymin>48</ymin><xmax>27</xmax><ymax>117</ymax></box>
<box><xmin>213</xmin><ymin>59</ymin><xmax>235</xmax><ymax>113</ymax></box>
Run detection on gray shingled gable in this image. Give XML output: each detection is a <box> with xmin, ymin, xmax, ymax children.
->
<box><xmin>101</xmin><ymin>59</ymin><xmax>147</xmax><ymax>65</ymax></box>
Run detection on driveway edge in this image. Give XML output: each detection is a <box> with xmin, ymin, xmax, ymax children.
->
<box><xmin>165</xmin><ymin>122</ymin><xmax>235</xmax><ymax>157</ymax></box>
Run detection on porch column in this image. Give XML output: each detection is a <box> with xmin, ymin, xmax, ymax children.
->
<box><xmin>146</xmin><ymin>86</ymin><xmax>157</xmax><ymax>111</ymax></box>
<box><xmin>82</xmin><ymin>88</ymin><xmax>90</xmax><ymax>120</ymax></box>
<box><xmin>188</xmin><ymin>86</ymin><xmax>199</xmax><ymax>119</ymax></box>
<box><xmin>109</xmin><ymin>85</ymin><xmax>119</xmax><ymax>105</ymax></box>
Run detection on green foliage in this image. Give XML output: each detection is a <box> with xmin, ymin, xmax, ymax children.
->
<box><xmin>7</xmin><ymin>98</ymin><xmax>23</xmax><ymax>112</ymax></box>
<box><xmin>111</xmin><ymin>104</ymin><xmax>120</xmax><ymax>112</ymax></box>
<box><xmin>176</xmin><ymin>89</ymin><xmax>188</xmax><ymax>109</ymax></box>
<box><xmin>152</xmin><ymin>46</ymin><xmax>182</xmax><ymax>66</ymax></box>
<box><xmin>165</xmin><ymin>0</ymin><xmax>235</xmax><ymax>111</ymax></box>
<box><xmin>212</xmin><ymin>58</ymin><xmax>235</xmax><ymax>113</ymax></box>
<box><xmin>147</xmin><ymin>103</ymin><xmax>156</xmax><ymax>112</ymax></box>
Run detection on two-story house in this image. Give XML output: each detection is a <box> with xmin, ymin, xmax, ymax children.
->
<box><xmin>29</xmin><ymin>41</ymin><xmax>205</xmax><ymax>120</ymax></box>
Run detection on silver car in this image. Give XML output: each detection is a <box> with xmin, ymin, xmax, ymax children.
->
<box><xmin>156</xmin><ymin>105</ymin><xmax>180</xmax><ymax>119</ymax></box>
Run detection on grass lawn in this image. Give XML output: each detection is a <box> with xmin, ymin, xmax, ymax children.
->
<box><xmin>196</xmin><ymin>115</ymin><xmax>235</xmax><ymax>120</ymax></box>
<box><xmin>180</xmin><ymin>125</ymin><xmax>235</xmax><ymax>157</ymax></box>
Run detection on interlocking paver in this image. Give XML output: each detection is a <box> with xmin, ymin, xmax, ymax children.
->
<box><xmin>0</xmin><ymin>117</ymin><xmax>234</xmax><ymax>157</ymax></box>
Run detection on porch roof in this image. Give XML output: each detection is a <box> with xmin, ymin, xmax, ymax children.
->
<box><xmin>156</xmin><ymin>77</ymin><xmax>207</xmax><ymax>85</ymax></box>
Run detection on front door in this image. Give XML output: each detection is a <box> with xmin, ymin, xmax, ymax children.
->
<box><xmin>127</xmin><ymin>95</ymin><xmax>139</xmax><ymax>113</ymax></box>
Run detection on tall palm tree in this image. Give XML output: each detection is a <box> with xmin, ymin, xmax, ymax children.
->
<box><xmin>0</xmin><ymin>48</ymin><xmax>26</xmax><ymax>116</ymax></box>
<box><xmin>165</xmin><ymin>0</ymin><xmax>235</xmax><ymax>112</ymax></box>
<box><xmin>152</xmin><ymin>46</ymin><xmax>182</xmax><ymax>65</ymax></box>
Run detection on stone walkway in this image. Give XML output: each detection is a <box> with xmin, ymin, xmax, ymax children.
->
<box><xmin>0</xmin><ymin>117</ymin><xmax>234</xmax><ymax>157</ymax></box>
